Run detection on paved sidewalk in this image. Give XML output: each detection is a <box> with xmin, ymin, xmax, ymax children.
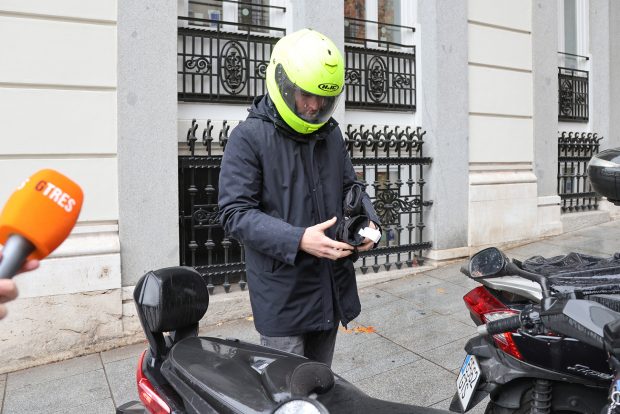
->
<box><xmin>3</xmin><ymin>220</ymin><xmax>620</xmax><ymax>413</ymax></box>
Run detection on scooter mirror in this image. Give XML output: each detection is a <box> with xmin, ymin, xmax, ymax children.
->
<box><xmin>469</xmin><ymin>247</ymin><xmax>507</xmax><ymax>279</ymax></box>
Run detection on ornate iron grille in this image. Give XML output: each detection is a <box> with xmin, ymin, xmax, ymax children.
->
<box><xmin>558</xmin><ymin>67</ymin><xmax>589</xmax><ymax>122</ymax></box>
<box><xmin>177</xmin><ymin>5</ymin><xmax>285</xmax><ymax>104</ymax></box>
<box><xmin>557</xmin><ymin>131</ymin><xmax>602</xmax><ymax>213</ymax></box>
<box><xmin>179</xmin><ymin>119</ymin><xmax>246</xmax><ymax>294</ymax></box>
<box><xmin>344</xmin><ymin>125</ymin><xmax>432</xmax><ymax>272</ymax></box>
<box><xmin>344</xmin><ymin>18</ymin><xmax>416</xmax><ymax>111</ymax></box>
<box><xmin>179</xmin><ymin>120</ymin><xmax>433</xmax><ymax>293</ymax></box>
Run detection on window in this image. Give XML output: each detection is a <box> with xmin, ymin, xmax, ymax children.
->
<box><xmin>557</xmin><ymin>0</ymin><xmax>589</xmax><ymax>69</ymax></box>
<box><xmin>344</xmin><ymin>0</ymin><xmax>413</xmax><ymax>48</ymax></box>
<box><xmin>186</xmin><ymin>0</ymin><xmax>272</xmax><ymax>33</ymax></box>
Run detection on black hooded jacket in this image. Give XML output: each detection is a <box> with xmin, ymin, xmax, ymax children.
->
<box><xmin>218</xmin><ymin>95</ymin><xmax>379</xmax><ymax>336</ymax></box>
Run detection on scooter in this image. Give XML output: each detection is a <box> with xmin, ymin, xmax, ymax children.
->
<box><xmin>448</xmin><ymin>148</ymin><xmax>620</xmax><ymax>414</ymax></box>
<box><xmin>453</xmin><ymin>246</ymin><xmax>620</xmax><ymax>414</ymax></box>
<box><xmin>116</xmin><ymin>266</ymin><xmax>448</xmax><ymax>414</ymax></box>
<box><xmin>449</xmin><ymin>247</ymin><xmax>620</xmax><ymax>413</ymax></box>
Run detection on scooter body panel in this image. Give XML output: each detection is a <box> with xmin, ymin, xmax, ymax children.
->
<box><xmin>160</xmin><ymin>336</ymin><xmax>445</xmax><ymax>414</ymax></box>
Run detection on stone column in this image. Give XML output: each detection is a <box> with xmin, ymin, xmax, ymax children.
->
<box><xmin>612</xmin><ymin>1</ymin><xmax>620</xmax><ymax>149</ymax></box>
<box><xmin>417</xmin><ymin>0</ymin><xmax>470</xmax><ymax>261</ymax></box>
<box><xmin>118</xmin><ymin>2</ymin><xmax>179</xmax><ymax>288</ymax></box>
<box><xmin>590</xmin><ymin>0</ymin><xmax>611</xmax><ymax>146</ymax></box>
<box><xmin>533</xmin><ymin>0</ymin><xmax>562</xmax><ymax>236</ymax></box>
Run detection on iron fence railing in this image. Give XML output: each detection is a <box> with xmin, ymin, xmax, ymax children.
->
<box><xmin>179</xmin><ymin>120</ymin><xmax>244</xmax><ymax>294</ymax></box>
<box><xmin>177</xmin><ymin>1</ymin><xmax>285</xmax><ymax>104</ymax></box>
<box><xmin>179</xmin><ymin>120</ymin><xmax>432</xmax><ymax>293</ymax></box>
<box><xmin>344</xmin><ymin>124</ymin><xmax>432</xmax><ymax>272</ymax></box>
<box><xmin>344</xmin><ymin>18</ymin><xmax>416</xmax><ymax>111</ymax></box>
<box><xmin>558</xmin><ymin>67</ymin><xmax>589</xmax><ymax>122</ymax></box>
<box><xmin>557</xmin><ymin>131</ymin><xmax>602</xmax><ymax>213</ymax></box>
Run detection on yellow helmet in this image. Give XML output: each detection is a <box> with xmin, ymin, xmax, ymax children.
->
<box><xmin>266</xmin><ymin>29</ymin><xmax>345</xmax><ymax>134</ymax></box>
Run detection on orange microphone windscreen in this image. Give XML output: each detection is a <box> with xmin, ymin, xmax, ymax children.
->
<box><xmin>0</xmin><ymin>169</ymin><xmax>84</xmax><ymax>259</ymax></box>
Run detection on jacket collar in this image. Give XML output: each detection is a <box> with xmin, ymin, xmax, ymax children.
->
<box><xmin>247</xmin><ymin>95</ymin><xmax>339</xmax><ymax>143</ymax></box>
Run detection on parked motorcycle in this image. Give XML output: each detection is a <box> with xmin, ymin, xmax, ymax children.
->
<box><xmin>116</xmin><ymin>266</ymin><xmax>450</xmax><ymax>414</ymax></box>
<box><xmin>449</xmin><ymin>245</ymin><xmax>620</xmax><ymax>414</ymax></box>
<box><xmin>448</xmin><ymin>148</ymin><xmax>620</xmax><ymax>414</ymax></box>
<box><xmin>450</xmin><ymin>246</ymin><xmax>620</xmax><ymax>414</ymax></box>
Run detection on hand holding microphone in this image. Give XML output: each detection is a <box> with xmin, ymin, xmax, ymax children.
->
<box><xmin>0</xmin><ymin>169</ymin><xmax>83</xmax><ymax>279</ymax></box>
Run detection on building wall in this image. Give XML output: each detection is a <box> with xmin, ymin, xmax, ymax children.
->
<box><xmin>0</xmin><ymin>1</ymin><xmax>122</xmax><ymax>372</ymax></box>
<box><xmin>467</xmin><ymin>0</ymin><xmax>539</xmax><ymax>246</ymax></box>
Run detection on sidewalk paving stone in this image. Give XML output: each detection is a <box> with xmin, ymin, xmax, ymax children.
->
<box><xmin>357</xmin><ymin>286</ymin><xmax>403</xmax><ymax>311</ymax></box>
<box><xmin>418</xmin><ymin>334</ymin><xmax>477</xmax><ymax>373</ymax></box>
<box><xmin>3</xmin><ymin>368</ymin><xmax>109</xmax><ymax>414</ymax></box>
<box><xmin>355</xmin><ymin>297</ymin><xmax>430</xmax><ymax>328</ymax></box>
<box><xmin>0</xmin><ymin>375</ymin><xmax>5</xmax><ymax>410</ymax></box>
<box><xmin>333</xmin><ymin>335</ymin><xmax>421</xmax><ymax>383</ymax></box>
<box><xmin>5</xmin><ymin>353</ymin><xmax>101</xmax><ymax>393</ymax></box>
<box><xmin>353</xmin><ymin>358</ymin><xmax>456</xmax><ymax>407</ymax></box>
<box><xmin>379</xmin><ymin>313</ymin><xmax>476</xmax><ymax>354</ymax></box>
<box><xmin>103</xmin><ymin>356</ymin><xmax>139</xmax><ymax>408</ymax></box>
<box><xmin>54</xmin><ymin>398</ymin><xmax>116</xmax><ymax>414</ymax></box>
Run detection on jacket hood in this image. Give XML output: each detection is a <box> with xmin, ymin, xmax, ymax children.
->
<box><xmin>247</xmin><ymin>95</ymin><xmax>338</xmax><ymax>142</ymax></box>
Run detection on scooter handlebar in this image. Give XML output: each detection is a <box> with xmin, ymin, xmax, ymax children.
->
<box><xmin>477</xmin><ymin>315</ymin><xmax>521</xmax><ymax>336</ymax></box>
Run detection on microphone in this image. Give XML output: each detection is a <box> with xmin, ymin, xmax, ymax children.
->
<box><xmin>0</xmin><ymin>169</ymin><xmax>83</xmax><ymax>279</ymax></box>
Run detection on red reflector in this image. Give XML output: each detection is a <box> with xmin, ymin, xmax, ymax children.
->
<box><xmin>463</xmin><ymin>286</ymin><xmax>523</xmax><ymax>360</ymax></box>
<box><xmin>136</xmin><ymin>350</ymin><xmax>171</xmax><ymax>414</ymax></box>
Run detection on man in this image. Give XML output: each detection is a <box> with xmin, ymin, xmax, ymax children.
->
<box><xmin>218</xmin><ymin>29</ymin><xmax>380</xmax><ymax>366</ymax></box>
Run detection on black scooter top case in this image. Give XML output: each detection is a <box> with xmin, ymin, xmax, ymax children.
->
<box><xmin>161</xmin><ymin>336</ymin><xmax>443</xmax><ymax>414</ymax></box>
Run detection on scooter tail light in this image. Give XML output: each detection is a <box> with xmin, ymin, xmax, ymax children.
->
<box><xmin>136</xmin><ymin>349</ymin><xmax>171</xmax><ymax>414</ymax></box>
<box><xmin>463</xmin><ymin>286</ymin><xmax>523</xmax><ymax>360</ymax></box>
<box><xmin>483</xmin><ymin>311</ymin><xmax>523</xmax><ymax>360</ymax></box>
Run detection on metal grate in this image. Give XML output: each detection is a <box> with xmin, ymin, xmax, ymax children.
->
<box><xmin>177</xmin><ymin>1</ymin><xmax>285</xmax><ymax>104</ymax></box>
<box><xmin>344</xmin><ymin>124</ymin><xmax>432</xmax><ymax>272</ymax></box>
<box><xmin>344</xmin><ymin>18</ymin><xmax>416</xmax><ymax>111</ymax></box>
<box><xmin>557</xmin><ymin>131</ymin><xmax>602</xmax><ymax>213</ymax></box>
<box><xmin>558</xmin><ymin>67</ymin><xmax>589</xmax><ymax>122</ymax></box>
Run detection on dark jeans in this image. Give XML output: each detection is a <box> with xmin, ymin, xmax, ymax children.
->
<box><xmin>260</xmin><ymin>324</ymin><xmax>339</xmax><ymax>367</ymax></box>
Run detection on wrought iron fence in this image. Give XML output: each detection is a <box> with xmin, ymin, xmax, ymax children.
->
<box><xmin>179</xmin><ymin>119</ymin><xmax>245</xmax><ymax>294</ymax></box>
<box><xmin>558</xmin><ymin>67</ymin><xmax>589</xmax><ymax>122</ymax></box>
<box><xmin>177</xmin><ymin>1</ymin><xmax>285</xmax><ymax>104</ymax></box>
<box><xmin>344</xmin><ymin>18</ymin><xmax>416</xmax><ymax>111</ymax></box>
<box><xmin>179</xmin><ymin>120</ymin><xmax>433</xmax><ymax>293</ymax></box>
<box><xmin>557</xmin><ymin>131</ymin><xmax>602</xmax><ymax>213</ymax></box>
<box><xmin>344</xmin><ymin>124</ymin><xmax>432</xmax><ymax>272</ymax></box>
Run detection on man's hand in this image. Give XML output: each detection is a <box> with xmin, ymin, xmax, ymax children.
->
<box><xmin>300</xmin><ymin>217</ymin><xmax>354</xmax><ymax>260</ymax></box>
<box><xmin>0</xmin><ymin>252</ymin><xmax>40</xmax><ymax>320</ymax></box>
<box><xmin>357</xmin><ymin>221</ymin><xmax>379</xmax><ymax>252</ymax></box>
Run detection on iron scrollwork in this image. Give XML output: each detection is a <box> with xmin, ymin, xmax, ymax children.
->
<box><xmin>373</xmin><ymin>189</ymin><xmax>417</xmax><ymax>225</ymax></box>
<box><xmin>255</xmin><ymin>62</ymin><xmax>268</xmax><ymax>78</ymax></box>
<box><xmin>345</xmin><ymin>69</ymin><xmax>361</xmax><ymax>84</ymax></box>
<box><xmin>185</xmin><ymin>57</ymin><xmax>212</xmax><ymax>74</ymax></box>
<box><xmin>220</xmin><ymin>41</ymin><xmax>247</xmax><ymax>94</ymax></box>
<box><xmin>367</xmin><ymin>56</ymin><xmax>388</xmax><ymax>102</ymax></box>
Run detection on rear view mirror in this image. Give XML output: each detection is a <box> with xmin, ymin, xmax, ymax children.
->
<box><xmin>469</xmin><ymin>247</ymin><xmax>507</xmax><ymax>279</ymax></box>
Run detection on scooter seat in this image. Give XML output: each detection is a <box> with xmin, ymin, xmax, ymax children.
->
<box><xmin>161</xmin><ymin>336</ymin><xmax>335</xmax><ymax>412</ymax></box>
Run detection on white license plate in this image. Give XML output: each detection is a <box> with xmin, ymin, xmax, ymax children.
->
<box><xmin>456</xmin><ymin>354</ymin><xmax>481</xmax><ymax>411</ymax></box>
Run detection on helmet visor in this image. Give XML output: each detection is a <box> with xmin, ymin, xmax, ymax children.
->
<box><xmin>275</xmin><ymin>64</ymin><xmax>341</xmax><ymax>125</ymax></box>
